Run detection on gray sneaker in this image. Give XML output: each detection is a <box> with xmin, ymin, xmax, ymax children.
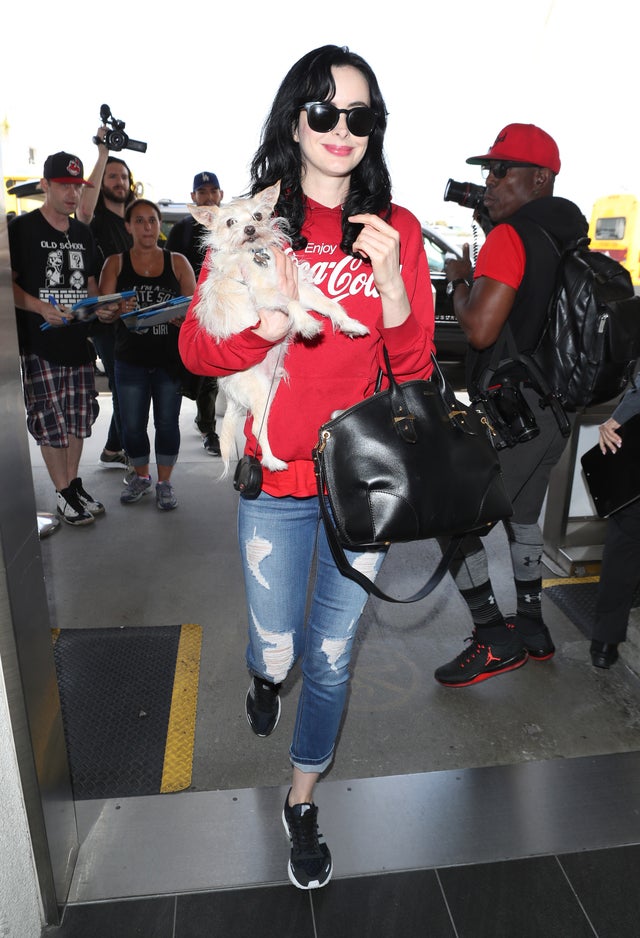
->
<box><xmin>120</xmin><ymin>474</ymin><xmax>152</xmax><ymax>504</ymax></box>
<box><xmin>122</xmin><ymin>464</ymin><xmax>137</xmax><ymax>486</ymax></box>
<box><xmin>155</xmin><ymin>481</ymin><xmax>177</xmax><ymax>511</ymax></box>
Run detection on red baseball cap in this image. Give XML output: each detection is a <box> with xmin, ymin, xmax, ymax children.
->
<box><xmin>466</xmin><ymin>123</ymin><xmax>561</xmax><ymax>175</ymax></box>
<box><xmin>43</xmin><ymin>151</ymin><xmax>93</xmax><ymax>186</ymax></box>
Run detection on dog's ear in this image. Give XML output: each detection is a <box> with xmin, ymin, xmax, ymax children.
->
<box><xmin>189</xmin><ymin>204</ymin><xmax>219</xmax><ymax>229</ymax></box>
<box><xmin>259</xmin><ymin>181</ymin><xmax>281</xmax><ymax>212</ymax></box>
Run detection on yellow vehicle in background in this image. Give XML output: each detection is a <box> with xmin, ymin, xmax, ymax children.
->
<box><xmin>589</xmin><ymin>193</ymin><xmax>640</xmax><ymax>287</ymax></box>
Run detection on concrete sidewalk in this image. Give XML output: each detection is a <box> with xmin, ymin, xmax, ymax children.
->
<box><xmin>30</xmin><ymin>386</ymin><xmax>640</xmax><ymax>795</ymax></box>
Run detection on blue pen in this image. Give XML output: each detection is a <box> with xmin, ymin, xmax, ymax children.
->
<box><xmin>48</xmin><ymin>295</ymin><xmax>68</xmax><ymax>325</ymax></box>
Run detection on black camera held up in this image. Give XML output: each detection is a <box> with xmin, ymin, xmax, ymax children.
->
<box><xmin>93</xmin><ymin>104</ymin><xmax>147</xmax><ymax>154</ymax></box>
<box><xmin>443</xmin><ymin>178</ymin><xmax>486</xmax><ymax>211</ymax></box>
<box><xmin>444</xmin><ymin>178</ymin><xmax>493</xmax><ymax>235</ymax></box>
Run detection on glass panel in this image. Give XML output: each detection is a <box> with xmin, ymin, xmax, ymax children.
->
<box><xmin>595</xmin><ymin>216</ymin><xmax>626</xmax><ymax>240</ymax></box>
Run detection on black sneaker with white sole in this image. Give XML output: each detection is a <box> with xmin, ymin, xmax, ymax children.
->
<box><xmin>245</xmin><ymin>676</ymin><xmax>281</xmax><ymax>737</ymax></box>
<box><xmin>56</xmin><ymin>488</ymin><xmax>95</xmax><ymax>526</ymax></box>
<box><xmin>282</xmin><ymin>792</ymin><xmax>333</xmax><ymax>890</ymax></box>
<box><xmin>69</xmin><ymin>477</ymin><xmax>105</xmax><ymax>516</ymax></box>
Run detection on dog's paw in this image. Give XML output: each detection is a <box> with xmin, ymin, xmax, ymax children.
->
<box><xmin>261</xmin><ymin>455</ymin><xmax>288</xmax><ymax>471</ymax></box>
<box><xmin>337</xmin><ymin>317</ymin><xmax>369</xmax><ymax>337</ymax></box>
<box><xmin>298</xmin><ymin>318</ymin><xmax>324</xmax><ymax>339</ymax></box>
<box><xmin>290</xmin><ymin>312</ymin><xmax>323</xmax><ymax>339</ymax></box>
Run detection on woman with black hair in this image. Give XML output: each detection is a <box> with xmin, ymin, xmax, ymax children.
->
<box><xmin>180</xmin><ymin>44</ymin><xmax>435</xmax><ymax>889</ymax></box>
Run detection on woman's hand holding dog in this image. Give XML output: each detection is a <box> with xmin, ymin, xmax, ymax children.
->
<box><xmin>349</xmin><ymin>213</ymin><xmax>410</xmax><ymax>327</ymax></box>
<box><xmin>253</xmin><ymin>249</ymin><xmax>298</xmax><ymax>342</ymax></box>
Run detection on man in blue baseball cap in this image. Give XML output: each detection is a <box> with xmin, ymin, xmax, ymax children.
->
<box><xmin>167</xmin><ymin>171</ymin><xmax>224</xmax><ymax>456</ymax></box>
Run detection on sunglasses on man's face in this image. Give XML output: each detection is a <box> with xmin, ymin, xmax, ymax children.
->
<box><xmin>481</xmin><ymin>161</ymin><xmax>541</xmax><ymax>180</ymax></box>
<box><xmin>300</xmin><ymin>102</ymin><xmax>377</xmax><ymax>137</ymax></box>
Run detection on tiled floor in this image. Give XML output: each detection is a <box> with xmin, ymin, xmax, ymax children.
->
<box><xmin>45</xmin><ymin>843</ymin><xmax>640</xmax><ymax>937</ymax></box>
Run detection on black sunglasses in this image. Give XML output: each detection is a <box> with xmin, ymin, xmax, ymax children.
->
<box><xmin>481</xmin><ymin>161</ymin><xmax>541</xmax><ymax>180</ymax></box>
<box><xmin>300</xmin><ymin>102</ymin><xmax>377</xmax><ymax>137</ymax></box>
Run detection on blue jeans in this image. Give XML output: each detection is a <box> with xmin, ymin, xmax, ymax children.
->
<box><xmin>115</xmin><ymin>360</ymin><xmax>182</xmax><ymax>467</ymax></box>
<box><xmin>238</xmin><ymin>492</ymin><xmax>386</xmax><ymax>773</ymax></box>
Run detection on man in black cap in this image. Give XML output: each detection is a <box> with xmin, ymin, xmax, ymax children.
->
<box><xmin>9</xmin><ymin>151</ymin><xmax>106</xmax><ymax>526</ymax></box>
<box><xmin>167</xmin><ymin>172</ymin><xmax>224</xmax><ymax>456</ymax></box>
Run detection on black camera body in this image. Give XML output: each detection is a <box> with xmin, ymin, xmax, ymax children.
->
<box><xmin>443</xmin><ymin>178</ymin><xmax>493</xmax><ymax>235</ymax></box>
<box><xmin>94</xmin><ymin>104</ymin><xmax>147</xmax><ymax>154</ymax></box>
<box><xmin>233</xmin><ymin>455</ymin><xmax>263</xmax><ymax>499</ymax></box>
<box><xmin>443</xmin><ymin>178</ymin><xmax>486</xmax><ymax>210</ymax></box>
<box><xmin>476</xmin><ymin>374</ymin><xmax>539</xmax><ymax>450</ymax></box>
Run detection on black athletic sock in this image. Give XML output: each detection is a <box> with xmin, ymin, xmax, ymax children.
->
<box><xmin>515</xmin><ymin>578</ymin><xmax>543</xmax><ymax>626</ymax></box>
<box><xmin>459</xmin><ymin>583</ymin><xmax>509</xmax><ymax>642</ymax></box>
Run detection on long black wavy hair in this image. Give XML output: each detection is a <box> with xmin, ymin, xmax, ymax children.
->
<box><xmin>249</xmin><ymin>45</ymin><xmax>391</xmax><ymax>257</ymax></box>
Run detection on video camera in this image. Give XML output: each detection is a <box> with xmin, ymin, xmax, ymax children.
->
<box><xmin>93</xmin><ymin>104</ymin><xmax>147</xmax><ymax>154</ymax></box>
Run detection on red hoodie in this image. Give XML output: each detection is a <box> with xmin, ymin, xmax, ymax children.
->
<box><xmin>179</xmin><ymin>198</ymin><xmax>435</xmax><ymax>496</ymax></box>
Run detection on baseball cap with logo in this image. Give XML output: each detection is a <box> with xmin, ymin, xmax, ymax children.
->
<box><xmin>43</xmin><ymin>151</ymin><xmax>93</xmax><ymax>185</ymax></box>
<box><xmin>192</xmin><ymin>171</ymin><xmax>220</xmax><ymax>191</ymax></box>
<box><xmin>466</xmin><ymin>123</ymin><xmax>561</xmax><ymax>175</ymax></box>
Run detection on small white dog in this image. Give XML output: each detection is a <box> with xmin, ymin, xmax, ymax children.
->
<box><xmin>190</xmin><ymin>181</ymin><xmax>368</xmax><ymax>471</ymax></box>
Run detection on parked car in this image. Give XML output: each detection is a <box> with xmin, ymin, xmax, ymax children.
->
<box><xmin>158</xmin><ymin>200</ymin><xmax>190</xmax><ymax>242</ymax></box>
<box><xmin>157</xmin><ymin>206</ymin><xmax>468</xmax><ymax>364</ymax></box>
<box><xmin>422</xmin><ymin>225</ymin><xmax>468</xmax><ymax>361</ymax></box>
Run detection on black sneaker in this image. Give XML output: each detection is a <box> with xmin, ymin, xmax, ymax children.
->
<box><xmin>69</xmin><ymin>477</ymin><xmax>105</xmax><ymax>516</ymax></box>
<box><xmin>246</xmin><ymin>677</ymin><xmax>281</xmax><ymax>736</ymax></box>
<box><xmin>282</xmin><ymin>792</ymin><xmax>333</xmax><ymax>889</ymax></box>
<box><xmin>203</xmin><ymin>432</ymin><xmax>221</xmax><ymax>456</ymax></box>
<box><xmin>435</xmin><ymin>631</ymin><xmax>528</xmax><ymax>687</ymax></box>
<box><xmin>56</xmin><ymin>488</ymin><xmax>95</xmax><ymax>526</ymax></box>
<box><xmin>506</xmin><ymin>615</ymin><xmax>555</xmax><ymax>661</ymax></box>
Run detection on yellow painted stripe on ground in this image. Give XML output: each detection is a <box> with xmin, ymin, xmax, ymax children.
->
<box><xmin>161</xmin><ymin>623</ymin><xmax>202</xmax><ymax>793</ymax></box>
<box><xmin>542</xmin><ymin>576</ymin><xmax>601</xmax><ymax>587</ymax></box>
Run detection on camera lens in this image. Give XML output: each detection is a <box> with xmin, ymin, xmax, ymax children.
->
<box><xmin>443</xmin><ymin>179</ymin><xmax>486</xmax><ymax>209</ymax></box>
<box><xmin>490</xmin><ymin>384</ymin><xmax>539</xmax><ymax>444</ymax></box>
<box><xmin>105</xmin><ymin>129</ymin><xmax>127</xmax><ymax>151</ymax></box>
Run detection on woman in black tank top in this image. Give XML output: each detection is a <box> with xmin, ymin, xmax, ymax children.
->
<box><xmin>99</xmin><ymin>199</ymin><xmax>196</xmax><ymax>511</ymax></box>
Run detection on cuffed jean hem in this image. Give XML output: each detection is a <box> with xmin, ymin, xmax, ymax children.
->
<box><xmin>155</xmin><ymin>453</ymin><xmax>179</xmax><ymax>467</ymax></box>
<box><xmin>128</xmin><ymin>454</ymin><xmax>178</xmax><ymax>468</ymax></box>
<box><xmin>289</xmin><ymin>748</ymin><xmax>334</xmax><ymax>775</ymax></box>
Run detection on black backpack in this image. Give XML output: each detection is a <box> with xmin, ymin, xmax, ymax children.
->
<box><xmin>533</xmin><ymin>232</ymin><xmax>640</xmax><ymax>412</ymax></box>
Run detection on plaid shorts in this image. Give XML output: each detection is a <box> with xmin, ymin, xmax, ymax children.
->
<box><xmin>21</xmin><ymin>353</ymin><xmax>99</xmax><ymax>447</ymax></box>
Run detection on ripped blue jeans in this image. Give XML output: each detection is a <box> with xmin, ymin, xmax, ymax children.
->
<box><xmin>238</xmin><ymin>492</ymin><xmax>386</xmax><ymax>774</ymax></box>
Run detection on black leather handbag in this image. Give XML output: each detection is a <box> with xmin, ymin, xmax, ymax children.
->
<box><xmin>312</xmin><ymin>348</ymin><xmax>513</xmax><ymax>603</ymax></box>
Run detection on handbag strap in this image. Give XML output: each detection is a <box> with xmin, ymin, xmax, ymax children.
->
<box><xmin>316</xmin><ymin>453</ymin><xmax>462</xmax><ymax>603</ymax></box>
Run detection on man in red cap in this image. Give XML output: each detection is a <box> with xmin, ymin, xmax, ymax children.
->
<box><xmin>438</xmin><ymin>123</ymin><xmax>589</xmax><ymax>687</ymax></box>
<box><xmin>9</xmin><ymin>151</ymin><xmax>106</xmax><ymax>526</ymax></box>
